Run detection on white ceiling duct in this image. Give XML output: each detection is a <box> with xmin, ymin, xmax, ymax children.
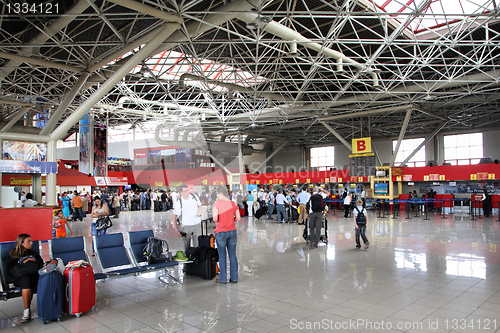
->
<box><xmin>179</xmin><ymin>73</ymin><xmax>298</xmax><ymax>104</ymax></box>
<box><xmin>155</xmin><ymin>123</ymin><xmax>259</xmax><ymax>156</ymax></box>
<box><xmin>235</xmin><ymin>11</ymin><xmax>380</xmax><ymax>87</ymax></box>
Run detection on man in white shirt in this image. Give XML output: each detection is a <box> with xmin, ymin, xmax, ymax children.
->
<box><xmin>172</xmin><ymin>185</ymin><xmax>203</xmax><ymax>251</ymax></box>
<box><xmin>23</xmin><ymin>193</ymin><xmax>39</xmax><ymax>207</ymax></box>
<box><xmin>296</xmin><ymin>186</ymin><xmax>311</xmax><ymax>225</ymax></box>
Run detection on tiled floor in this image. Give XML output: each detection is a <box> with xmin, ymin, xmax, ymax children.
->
<box><xmin>2</xmin><ymin>206</ymin><xmax>500</xmax><ymax>332</ymax></box>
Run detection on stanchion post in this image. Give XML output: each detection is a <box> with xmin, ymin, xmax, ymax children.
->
<box><xmin>423</xmin><ymin>198</ymin><xmax>429</xmax><ymax>220</ymax></box>
<box><xmin>441</xmin><ymin>200</ymin><xmax>447</xmax><ymax>219</ymax></box>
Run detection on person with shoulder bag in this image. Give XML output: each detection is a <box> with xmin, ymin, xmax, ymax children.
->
<box><xmin>353</xmin><ymin>199</ymin><xmax>369</xmax><ymax>249</ymax></box>
<box><xmin>91</xmin><ymin>196</ymin><xmax>110</xmax><ymax>256</ymax></box>
<box><xmin>172</xmin><ymin>185</ymin><xmax>203</xmax><ymax>252</ymax></box>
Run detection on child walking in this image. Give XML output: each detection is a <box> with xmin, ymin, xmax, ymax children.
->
<box><xmin>353</xmin><ymin>199</ymin><xmax>369</xmax><ymax>249</ymax></box>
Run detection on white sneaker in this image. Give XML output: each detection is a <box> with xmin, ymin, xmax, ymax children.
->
<box><xmin>22</xmin><ymin>309</ymin><xmax>30</xmax><ymax>323</ymax></box>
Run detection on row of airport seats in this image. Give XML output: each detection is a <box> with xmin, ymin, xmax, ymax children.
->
<box><xmin>0</xmin><ymin>230</ymin><xmax>179</xmax><ymax>301</ymax></box>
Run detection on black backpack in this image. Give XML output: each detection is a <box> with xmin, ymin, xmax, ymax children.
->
<box><xmin>143</xmin><ymin>237</ymin><xmax>172</xmax><ymax>263</ymax></box>
<box><xmin>307</xmin><ymin>194</ymin><xmax>324</xmax><ymax>213</ymax></box>
<box><xmin>354</xmin><ymin>207</ymin><xmax>366</xmax><ymax>225</ymax></box>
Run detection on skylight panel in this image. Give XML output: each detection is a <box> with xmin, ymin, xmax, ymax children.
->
<box><xmin>371</xmin><ymin>0</ymin><xmax>495</xmax><ymax>34</ymax></box>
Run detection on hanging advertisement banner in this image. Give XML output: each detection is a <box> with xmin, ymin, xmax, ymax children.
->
<box><xmin>79</xmin><ymin>114</ymin><xmax>91</xmax><ymax>175</ymax></box>
<box><xmin>2</xmin><ymin>141</ymin><xmax>47</xmax><ymax>161</ymax></box>
<box><xmin>93</xmin><ymin>127</ymin><xmax>107</xmax><ymax>177</ymax></box>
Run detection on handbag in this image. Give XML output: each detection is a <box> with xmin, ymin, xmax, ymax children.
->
<box><xmin>94</xmin><ymin>216</ymin><xmax>112</xmax><ymax>230</ymax></box>
<box><xmin>10</xmin><ymin>258</ymin><xmax>39</xmax><ymax>278</ymax></box>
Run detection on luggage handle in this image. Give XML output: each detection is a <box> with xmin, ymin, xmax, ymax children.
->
<box><xmin>200</xmin><ymin>219</ymin><xmax>209</xmax><ymax>236</ymax></box>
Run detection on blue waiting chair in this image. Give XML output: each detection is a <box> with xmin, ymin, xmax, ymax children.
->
<box><xmin>49</xmin><ymin>236</ymin><xmax>107</xmax><ymax>280</ymax></box>
<box><xmin>128</xmin><ymin>230</ymin><xmax>179</xmax><ymax>283</ymax></box>
<box><xmin>93</xmin><ymin>233</ymin><xmax>146</xmax><ymax>276</ymax></box>
<box><xmin>0</xmin><ymin>241</ymin><xmax>40</xmax><ymax>301</ymax></box>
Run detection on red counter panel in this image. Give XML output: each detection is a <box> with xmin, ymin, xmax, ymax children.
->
<box><xmin>0</xmin><ymin>207</ymin><xmax>53</xmax><ymax>242</ymax></box>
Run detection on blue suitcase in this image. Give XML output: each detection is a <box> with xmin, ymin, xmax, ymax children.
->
<box><xmin>37</xmin><ymin>271</ymin><xmax>64</xmax><ymax>324</ymax></box>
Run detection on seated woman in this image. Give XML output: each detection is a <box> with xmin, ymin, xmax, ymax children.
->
<box><xmin>53</xmin><ymin>210</ymin><xmax>72</xmax><ymax>238</ymax></box>
<box><xmin>6</xmin><ymin>234</ymin><xmax>57</xmax><ymax>323</ymax></box>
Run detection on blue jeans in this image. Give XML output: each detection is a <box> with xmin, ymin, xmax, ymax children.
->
<box><xmin>267</xmin><ymin>203</ymin><xmax>274</xmax><ymax>219</ymax></box>
<box><xmin>215</xmin><ymin>229</ymin><xmax>238</xmax><ymax>282</ymax></box>
<box><xmin>91</xmin><ymin>222</ymin><xmax>107</xmax><ymax>251</ymax></box>
<box><xmin>276</xmin><ymin>204</ymin><xmax>287</xmax><ymax>223</ymax></box>
<box><xmin>355</xmin><ymin>225</ymin><xmax>368</xmax><ymax>247</ymax></box>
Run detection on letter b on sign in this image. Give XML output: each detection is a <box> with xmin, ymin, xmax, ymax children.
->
<box><xmin>352</xmin><ymin>137</ymin><xmax>371</xmax><ymax>154</ymax></box>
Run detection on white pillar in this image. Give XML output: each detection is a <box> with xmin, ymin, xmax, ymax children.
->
<box><xmin>46</xmin><ymin>140</ymin><xmax>58</xmax><ymax>206</ymax></box>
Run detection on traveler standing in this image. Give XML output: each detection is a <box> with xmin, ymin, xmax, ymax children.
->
<box><xmin>91</xmin><ymin>197</ymin><xmax>109</xmax><ymax>256</ymax></box>
<box><xmin>245</xmin><ymin>190</ymin><xmax>254</xmax><ymax>217</ymax></box>
<box><xmin>296</xmin><ymin>186</ymin><xmax>310</xmax><ymax>225</ymax></box>
<box><xmin>482</xmin><ymin>189</ymin><xmax>492</xmax><ymax>217</ymax></box>
<box><xmin>344</xmin><ymin>192</ymin><xmax>352</xmax><ymax>218</ymax></box>
<box><xmin>72</xmin><ymin>191</ymin><xmax>83</xmax><ymax>221</ymax></box>
<box><xmin>275</xmin><ymin>189</ymin><xmax>289</xmax><ymax>223</ymax></box>
<box><xmin>306</xmin><ymin>186</ymin><xmax>329</xmax><ymax>248</ymax></box>
<box><xmin>172</xmin><ymin>185</ymin><xmax>203</xmax><ymax>252</ymax></box>
<box><xmin>213</xmin><ymin>186</ymin><xmax>240</xmax><ymax>284</ymax></box>
<box><xmin>267</xmin><ymin>190</ymin><xmax>275</xmax><ymax>219</ymax></box>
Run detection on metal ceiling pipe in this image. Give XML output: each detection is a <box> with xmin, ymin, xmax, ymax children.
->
<box><xmin>318</xmin><ymin>104</ymin><xmax>413</xmax><ymax>121</ymax></box>
<box><xmin>179</xmin><ymin>73</ymin><xmax>296</xmax><ymax>103</ymax></box>
<box><xmin>0</xmin><ymin>0</ymin><xmax>93</xmax><ymax>80</ymax></box>
<box><xmin>0</xmin><ymin>132</ymin><xmax>51</xmax><ymax>143</ymax></box>
<box><xmin>107</xmin><ymin>0</ymin><xmax>183</xmax><ymax>24</ymax></box>
<box><xmin>0</xmin><ymin>51</ymin><xmax>84</xmax><ymax>73</ymax></box>
<box><xmin>117</xmin><ymin>97</ymin><xmax>219</xmax><ymax>115</ymax></box>
<box><xmin>390</xmin><ymin>108</ymin><xmax>412</xmax><ymax>167</ymax></box>
<box><xmin>319</xmin><ymin>121</ymin><xmax>352</xmax><ymax>150</ymax></box>
<box><xmin>50</xmin><ymin>23</ymin><xmax>180</xmax><ymax>142</ymax></box>
<box><xmin>0</xmin><ymin>99</ymin><xmax>33</xmax><ymax>107</ymax></box>
<box><xmin>83</xmin><ymin>0</ymin><xmax>255</xmax><ymax>90</ymax></box>
<box><xmin>398</xmin><ymin>122</ymin><xmax>447</xmax><ymax>167</ymax></box>
<box><xmin>235</xmin><ymin>11</ymin><xmax>380</xmax><ymax>86</ymax></box>
<box><xmin>40</xmin><ymin>73</ymin><xmax>90</xmax><ymax>135</ymax></box>
<box><xmin>155</xmin><ymin>124</ymin><xmax>257</xmax><ymax>155</ymax></box>
<box><xmin>0</xmin><ymin>107</ymin><xmax>31</xmax><ymax>133</ymax></box>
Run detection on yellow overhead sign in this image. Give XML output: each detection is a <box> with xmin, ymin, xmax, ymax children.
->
<box><xmin>352</xmin><ymin>137</ymin><xmax>372</xmax><ymax>154</ymax></box>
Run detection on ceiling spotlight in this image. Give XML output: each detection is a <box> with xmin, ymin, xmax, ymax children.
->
<box><xmin>259</xmin><ymin>16</ymin><xmax>271</xmax><ymax>24</ymax></box>
<box><xmin>246</xmin><ymin>21</ymin><xmax>258</xmax><ymax>30</ymax></box>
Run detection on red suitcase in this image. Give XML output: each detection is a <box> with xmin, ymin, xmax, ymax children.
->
<box><xmin>64</xmin><ymin>264</ymin><xmax>96</xmax><ymax>317</ymax></box>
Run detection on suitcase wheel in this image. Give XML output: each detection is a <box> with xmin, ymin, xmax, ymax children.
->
<box><xmin>76</xmin><ymin>313</ymin><xmax>81</xmax><ymax>318</ymax></box>
<box><xmin>41</xmin><ymin>319</ymin><xmax>49</xmax><ymax>324</ymax></box>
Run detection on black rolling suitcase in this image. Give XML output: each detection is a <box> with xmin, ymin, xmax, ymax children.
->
<box><xmin>255</xmin><ymin>205</ymin><xmax>267</xmax><ymax>219</ymax></box>
<box><xmin>185</xmin><ymin>221</ymin><xmax>218</xmax><ymax>280</ymax></box>
<box><xmin>185</xmin><ymin>247</ymin><xmax>218</xmax><ymax>280</ymax></box>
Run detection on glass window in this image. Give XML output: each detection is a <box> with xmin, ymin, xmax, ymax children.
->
<box><xmin>310</xmin><ymin>146</ymin><xmax>334</xmax><ymax>169</ymax></box>
<box><xmin>444</xmin><ymin>133</ymin><xmax>483</xmax><ymax>165</ymax></box>
<box><xmin>392</xmin><ymin>138</ymin><xmax>425</xmax><ymax>167</ymax></box>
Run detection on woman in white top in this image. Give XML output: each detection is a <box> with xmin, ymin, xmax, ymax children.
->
<box><xmin>343</xmin><ymin>193</ymin><xmax>352</xmax><ymax>218</ymax></box>
<box><xmin>91</xmin><ymin>197</ymin><xmax>109</xmax><ymax>256</ymax></box>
